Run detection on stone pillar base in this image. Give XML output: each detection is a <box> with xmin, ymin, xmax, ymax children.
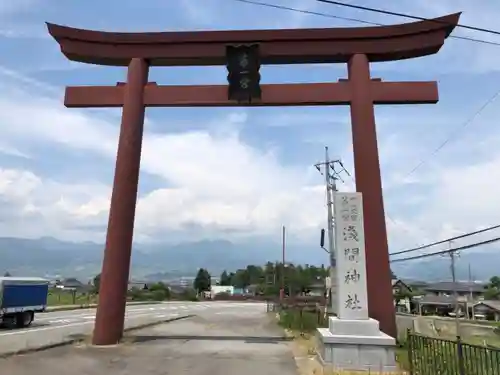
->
<box><xmin>316</xmin><ymin>317</ymin><xmax>398</xmax><ymax>372</ymax></box>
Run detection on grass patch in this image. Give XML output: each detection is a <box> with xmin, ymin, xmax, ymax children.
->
<box><xmin>47</xmin><ymin>291</ymin><xmax>97</xmax><ymax>306</ymax></box>
<box><xmin>278</xmin><ymin>309</ymin><xmax>326</xmax><ymax>333</ymax></box>
<box><xmin>395</xmin><ymin>345</ymin><xmax>410</xmax><ymax>371</ymax></box>
<box><xmin>463</xmin><ymin>335</ymin><xmax>500</xmax><ymax>348</ymax></box>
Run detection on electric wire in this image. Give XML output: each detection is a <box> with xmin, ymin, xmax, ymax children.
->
<box><xmin>316</xmin><ymin>0</ymin><xmax>500</xmax><ymax>37</ymax></box>
<box><xmin>401</xmin><ymin>88</ymin><xmax>500</xmax><ymax>179</ymax></box>
<box><xmin>390</xmin><ymin>223</ymin><xmax>500</xmax><ymax>256</ymax></box>
<box><xmin>231</xmin><ymin>0</ymin><xmax>500</xmax><ymax>47</ymax></box>
<box><xmin>231</xmin><ymin>0</ymin><xmax>500</xmax><ymax>250</ymax></box>
<box><xmin>390</xmin><ymin>236</ymin><xmax>500</xmax><ymax>263</ymax></box>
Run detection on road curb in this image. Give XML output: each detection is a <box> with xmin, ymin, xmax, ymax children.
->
<box><xmin>0</xmin><ymin>314</ymin><xmax>194</xmax><ymax>358</ymax></box>
<box><xmin>45</xmin><ymin>301</ymin><xmax>161</xmax><ymax>313</ymax></box>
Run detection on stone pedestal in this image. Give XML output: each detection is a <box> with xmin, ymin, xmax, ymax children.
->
<box><xmin>317</xmin><ymin>316</ymin><xmax>397</xmax><ymax>372</ymax></box>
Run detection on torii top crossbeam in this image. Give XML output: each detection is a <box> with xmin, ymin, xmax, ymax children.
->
<box><xmin>47</xmin><ymin>13</ymin><xmax>460</xmax><ymax>67</ymax></box>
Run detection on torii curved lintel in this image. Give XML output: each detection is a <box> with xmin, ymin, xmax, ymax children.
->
<box><xmin>47</xmin><ymin>13</ymin><xmax>460</xmax><ymax>67</ymax></box>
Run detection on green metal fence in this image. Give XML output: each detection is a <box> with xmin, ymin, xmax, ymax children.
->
<box><xmin>408</xmin><ymin>331</ymin><xmax>500</xmax><ymax>375</ymax></box>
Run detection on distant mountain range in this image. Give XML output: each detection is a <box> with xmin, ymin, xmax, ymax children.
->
<box><xmin>0</xmin><ymin>236</ymin><xmax>498</xmax><ymax>282</ymax></box>
<box><xmin>0</xmin><ymin>236</ymin><xmax>323</xmax><ymax>280</ymax></box>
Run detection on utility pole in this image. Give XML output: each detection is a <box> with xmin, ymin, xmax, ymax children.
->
<box><xmin>280</xmin><ymin>225</ymin><xmax>286</xmax><ymax>301</ymax></box>
<box><xmin>468</xmin><ymin>263</ymin><xmax>475</xmax><ymax>320</ymax></box>
<box><xmin>314</xmin><ymin>147</ymin><xmax>349</xmax><ymax>315</ymax></box>
<box><xmin>447</xmin><ymin>240</ymin><xmax>461</xmax><ymax>336</ymax></box>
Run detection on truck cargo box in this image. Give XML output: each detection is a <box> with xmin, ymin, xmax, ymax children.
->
<box><xmin>0</xmin><ymin>277</ymin><xmax>49</xmax><ymax>313</ymax></box>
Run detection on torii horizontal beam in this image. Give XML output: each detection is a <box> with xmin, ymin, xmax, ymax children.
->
<box><xmin>64</xmin><ymin>81</ymin><xmax>438</xmax><ymax>107</ymax></box>
<box><xmin>46</xmin><ymin>13</ymin><xmax>460</xmax><ymax>66</ymax></box>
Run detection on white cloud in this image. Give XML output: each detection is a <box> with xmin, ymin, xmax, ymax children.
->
<box><xmin>0</xmin><ymin>168</ymin><xmax>110</xmax><ymax>240</ymax></box>
<box><xmin>378</xmin><ymin>131</ymin><xmax>500</xmax><ymax>251</ymax></box>
<box><xmin>0</xmin><ymin>1</ymin><xmax>498</xmax><ymax>254</ymax></box>
<box><xmin>388</xmin><ymin>1</ymin><xmax>500</xmax><ymax>74</ymax></box>
<box><xmin>0</xmin><ymin>62</ymin><xmax>498</xmax><ymax>253</ymax></box>
<box><xmin>0</xmin><ymin>70</ymin><xmax>328</xmax><ymax>242</ymax></box>
<box><xmin>0</xmin><ymin>0</ymin><xmax>39</xmax><ymax>16</ymax></box>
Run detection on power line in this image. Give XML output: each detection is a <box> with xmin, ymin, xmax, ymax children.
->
<box><xmin>334</xmin><ymin>163</ymin><xmax>424</xmax><ymax>248</ymax></box>
<box><xmin>232</xmin><ymin>0</ymin><xmax>500</xmax><ymax>181</ymax></box>
<box><xmin>230</xmin><ymin>0</ymin><xmax>500</xmax><ymax>47</ymax></box>
<box><xmin>316</xmin><ymin>0</ymin><xmax>500</xmax><ymax>37</ymax></box>
<box><xmin>402</xmin><ymin>87</ymin><xmax>500</xmax><ymax>180</ymax></box>
<box><xmin>390</xmin><ymin>223</ymin><xmax>500</xmax><ymax>256</ymax></box>
<box><xmin>231</xmin><ymin>0</ymin><xmax>500</xmax><ymax>251</ymax></box>
<box><xmin>233</xmin><ymin>0</ymin><xmax>381</xmax><ymax>26</ymax></box>
<box><xmin>390</xmin><ymin>236</ymin><xmax>500</xmax><ymax>263</ymax></box>
<box><xmin>233</xmin><ymin>0</ymin><xmax>378</xmax><ymax>26</ymax></box>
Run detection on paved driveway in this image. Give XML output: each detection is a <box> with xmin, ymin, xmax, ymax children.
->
<box><xmin>0</xmin><ymin>302</ymin><xmax>299</xmax><ymax>375</ymax></box>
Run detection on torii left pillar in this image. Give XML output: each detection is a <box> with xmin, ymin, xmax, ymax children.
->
<box><xmin>93</xmin><ymin>58</ymin><xmax>149</xmax><ymax>345</ymax></box>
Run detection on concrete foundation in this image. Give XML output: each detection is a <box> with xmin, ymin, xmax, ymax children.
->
<box><xmin>316</xmin><ymin>317</ymin><xmax>397</xmax><ymax>372</ymax></box>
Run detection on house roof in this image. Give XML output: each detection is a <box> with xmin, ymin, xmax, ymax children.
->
<box><xmin>61</xmin><ymin>278</ymin><xmax>84</xmax><ymax>287</ymax></box>
<box><xmin>394</xmin><ymin>279</ymin><xmax>430</xmax><ymax>289</ymax></box>
<box><xmin>392</xmin><ymin>279</ymin><xmax>413</xmax><ymax>292</ymax></box>
<box><xmin>424</xmin><ymin>281</ymin><xmax>487</xmax><ymax>293</ymax></box>
<box><xmin>475</xmin><ymin>300</ymin><xmax>500</xmax><ymax>312</ymax></box>
<box><xmin>128</xmin><ymin>281</ymin><xmax>148</xmax><ymax>285</ymax></box>
<box><xmin>413</xmin><ymin>294</ymin><xmax>459</xmax><ymax>305</ymax></box>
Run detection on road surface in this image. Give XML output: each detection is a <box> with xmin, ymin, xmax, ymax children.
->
<box><xmin>0</xmin><ymin>301</ymin><xmax>299</xmax><ymax>375</ymax></box>
<box><xmin>0</xmin><ymin>301</ymin><xmax>263</xmax><ymax>355</ymax></box>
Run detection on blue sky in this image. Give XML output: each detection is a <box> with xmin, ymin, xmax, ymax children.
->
<box><xmin>0</xmin><ymin>0</ymin><xmax>500</xmax><ymax>254</ymax></box>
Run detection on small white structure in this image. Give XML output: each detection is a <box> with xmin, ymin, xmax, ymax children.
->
<box><xmin>317</xmin><ymin>192</ymin><xmax>397</xmax><ymax>372</ymax></box>
<box><xmin>210</xmin><ymin>285</ymin><xmax>234</xmax><ymax>298</ymax></box>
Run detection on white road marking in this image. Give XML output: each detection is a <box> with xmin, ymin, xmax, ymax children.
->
<box><xmin>0</xmin><ymin>321</ymin><xmax>93</xmax><ymax>336</ymax></box>
<box><xmin>0</xmin><ymin>311</ymin><xmax>181</xmax><ymax>337</ymax></box>
<box><xmin>3</xmin><ymin>302</ymin><xmax>265</xmax><ymax>337</ymax></box>
<box><xmin>48</xmin><ymin>319</ymin><xmax>73</xmax><ymax>324</ymax></box>
<box><xmin>35</xmin><ymin>306</ymin><xmax>167</xmax><ymax>322</ymax></box>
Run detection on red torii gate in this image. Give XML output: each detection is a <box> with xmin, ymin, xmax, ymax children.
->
<box><xmin>47</xmin><ymin>12</ymin><xmax>460</xmax><ymax>345</ymax></box>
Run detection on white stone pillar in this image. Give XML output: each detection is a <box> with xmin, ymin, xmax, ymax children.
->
<box><xmin>316</xmin><ymin>192</ymin><xmax>397</xmax><ymax>372</ymax></box>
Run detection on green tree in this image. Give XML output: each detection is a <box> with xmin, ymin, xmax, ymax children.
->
<box><xmin>484</xmin><ymin>276</ymin><xmax>500</xmax><ymax>300</ymax></box>
<box><xmin>93</xmin><ymin>273</ymin><xmax>101</xmax><ymax>294</ymax></box>
<box><xmin>194</xmin><ymin>268</ymin><xmax>211</xmax><ymax>292</ymax></box>
<box><xmin>219</xmin><ymin>270</ymin><xmax>231</xmax><ymax>286</ymax></box>
<box><xmin>489</xmin><ymin>276</ymin><xmax>500</xmax><ymax>288</ymax></box>
<box><xmin>3</xmin><ymin>271</ymin><xmax>11</xmax><ymax>277</ymax></box>
<box><xmin>231</xmin><ymin>269</ymin><xmax>250</xmax><ymax>288</ymax></box>
<box><xmin>149</xmin><ymin>283</ymin><xmax>170</xmax><ymax>301</ymax></box>
<box><xmin>210</xmin><ymin>262</ymin><xmax>329</xmax><ymax>297</ymax></box>
<box><xmin>246</xmin><ymin>265</ymin><xmax>264</xmax><ymax>285</ymax></box>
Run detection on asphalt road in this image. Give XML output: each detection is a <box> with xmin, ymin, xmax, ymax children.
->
<box><xmin>0</xmin><ymin>301</ymin><xmax>264</xmax><ymax>355</ymax></box>
<box><xmin>0</xmin><ymin>301</ymin><xmax>298</xmax><ymax>375</ymax></box>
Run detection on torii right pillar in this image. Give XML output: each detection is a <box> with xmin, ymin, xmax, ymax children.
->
<box><xmin>348</xmin><ymin>53</ymin><xmax>397</xmax><ymax>338</ymax></box>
